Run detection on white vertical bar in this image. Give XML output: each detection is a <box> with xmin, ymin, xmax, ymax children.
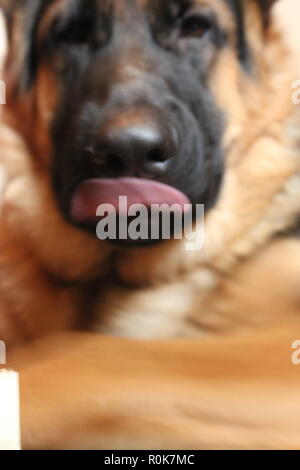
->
<box><xmin>0</xmin><ymin>370</ymin><xmax>21</xmax><ymax>450</ymax></box>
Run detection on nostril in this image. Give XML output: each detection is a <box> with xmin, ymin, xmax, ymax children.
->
<box><xmin>93</xmin><ymin>151</ymin><xmax>127</xmax><ymax>176</ymax></box>
<box><xmin>148</xmin><ymin>147</ymin><xmax>170</xmax><ymax>164</ymax></box>
<box><xmin>83</xmin><ymin>147</ymin><xmax>95</xmax><ymax>158</ymax></box>
<box><xmin>108</xmin><ymin>154</ymin><xmax>127</xmax><ymax>175</ymax></box>
<box><xmin>83</xmin><ymin>145</ymin><xmax>127</xmax><ymax>176</ymax></box>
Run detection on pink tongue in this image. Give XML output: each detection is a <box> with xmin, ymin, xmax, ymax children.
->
<box><xmin>71</xmin><ymin>177</ymin><xmax>190</xmax><ymax>224</ymax></box>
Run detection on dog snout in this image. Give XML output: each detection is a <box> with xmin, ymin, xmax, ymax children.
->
<box><xmin>90</xmin><ymin>115</ymin><xmax>177</xmax><ymax>178</ymax></box>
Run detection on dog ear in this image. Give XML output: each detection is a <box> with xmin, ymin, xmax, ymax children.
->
<box><xmin>256</xmin><ymin>0</ymin><xmax>277</xmax><ymax>8</ymax></box>
<box><xmin>0</xmin><ymin>0</ymin><xmax>42</xmax><ymax>95</ymax></box>
<box><xmin>227</xmin><ymin>1</ymin><xmax>278</xmax><ymax>28</ymax></box>
<box><xmin>0</xmin><ymin>0</ymin><xmax>21</xmax><ymax>42</ymax></box>
<box><xmin>253</xmin><ymin>0</ymin><xmax>279</xmax><ymax>27</ymax></box>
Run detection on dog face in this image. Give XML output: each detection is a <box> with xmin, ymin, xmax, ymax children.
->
<box><xmin>1</xmin><ymin>0</ymin><xmax>277</xmax><ymax>245</ymax></box>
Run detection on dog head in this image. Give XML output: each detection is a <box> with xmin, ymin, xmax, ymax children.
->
<box><xmin>1</xmin><ymin>0</ymin><xmax>280</xmax><ymax>249</ymax></box>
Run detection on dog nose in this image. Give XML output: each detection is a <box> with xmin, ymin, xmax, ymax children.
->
<box><xmin>94</xmin><ymin>123</ymin><xmax>176</xmax><ymax>178</ymax></box>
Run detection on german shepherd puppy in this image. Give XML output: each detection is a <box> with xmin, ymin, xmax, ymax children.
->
<box><xmin>1</xmin><ymin>0</ymin><xmax>300</xmax><ymax>449</ymax></box>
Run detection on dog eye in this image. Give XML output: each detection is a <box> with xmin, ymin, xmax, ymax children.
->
<box><xmin>59</xmin><ymin>24</ymin><xmax>90</xmax><ymax>44</ymax></box>
<box><xmin>53</xmin><ymin>13</ymin><xmax>94</xmax><ymax>45</ymax></box>
<box><xmin>180</xmin><ymin>14</ymin><xmax>212</xmax><ymax>38</ymax></box>
<box><xmin>56</xmin><ymin>22</ymin><xmax>92</xmax><ymax>44</ymax></box>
